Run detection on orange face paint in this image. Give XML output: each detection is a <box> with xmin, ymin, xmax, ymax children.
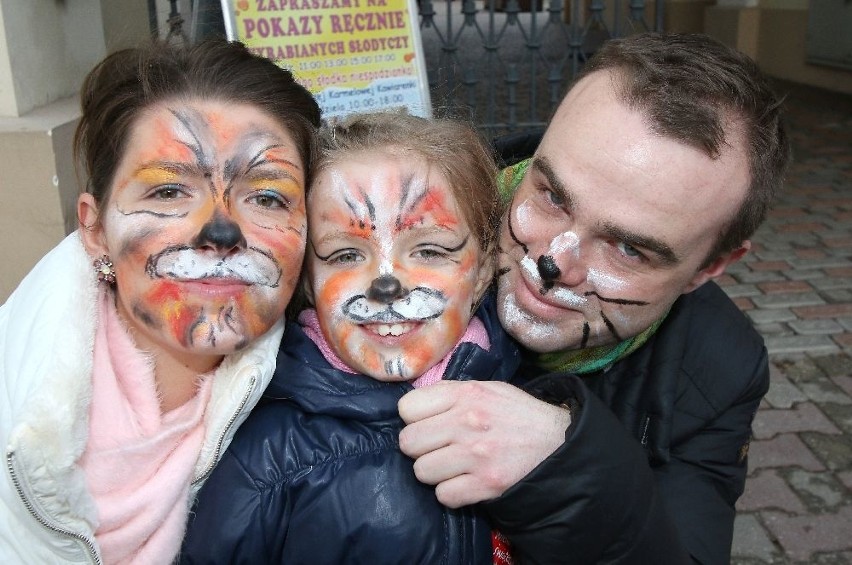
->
<box><xmin>306</xmin><ymin>151</ymin><xmax>491</xmax><ymax>382</ymax></box>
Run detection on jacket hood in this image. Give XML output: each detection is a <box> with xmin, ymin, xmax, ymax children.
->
<box><xmin>267</xmin><ymin>291</ymin><xmax>519</xmax><ymax>423</ymax></box>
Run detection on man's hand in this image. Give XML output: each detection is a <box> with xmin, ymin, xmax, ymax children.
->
<box><xmin>398</xmin><ymin>380</ymin><xmax>571</xmax><ymax>508</ymax></box>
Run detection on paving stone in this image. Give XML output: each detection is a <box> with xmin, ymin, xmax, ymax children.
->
<box><xmin>731</xmin><ymin>514</ymin><xmax>782</xmax><ymax>563</ymax></box>
<box><xmin>755</xmin><ymin>323</ymin><xmax>793</xmax><ymax>337</ymax></box>
<box><xmin>753</xmin><ymin>292</ymin><xmax>826</xmax><ymax>309</ymax></box>
<box><xmin>789</xmin><ymin>319</ymin><xmax>844</xmax><ymax>335</ymax></box>
<box><xmin>764</xmin><ymin>377</ymin><xmax>809</xmax><ymax>409</ymax></box>
<box><xmin>763</xmin><ymin>506</ymin><xmax>852</xmax><ymax>561</ymax></box>
<box><xmin>786</xmin><ymin>269</ymin><xmax>828</xmax><ymax>281</ymax></box>
<box><xmin>736</xmin><ymin>271</ymin><xmax>792</xmax><ymax>284</ymax></box>
<box><xmin>832</xmin><ymin>375</ymin><xmax>852</xmax><ymax>398</ymax></box>
<box><xmin>790</xmin><ymin>256</ymin><xmax>852</xmax><ymax>270</ymax></box>
<box><xmin>725</xmin><ymin>284</ymin><xmax>763</xmax><ymax>298</ymax></box>
<box><xmin>794</xmin><ymin>304</ymin><xmax>852</xmax><ymax>319</ymax></box>
<box><xmin>748</xmin><ymin>434</ymin><xmax>825</xmax><ymax>472</ymax></box>
<box><xmin>838</xmin><ymin>318</ymin><xmax>852</xmax><ymax>332</ymax></box>
<box><xmin>748</xmin><ymin>309</ymin><xmax>798</xmax><ymax>325</ymax></box>
<box><xmin>764</xmin><ymin>335</ymin><xmax>840</xmax><ymax>356</ymax></box>
<box><xmin>837</xmin><ymin>471</ymin><xmax>852</xmax><ymax>491</ymax></box>
<box><xmin>734</xmin><ymin>297</ymin><xmax>757</xmax><ymax>311</ymax></box>
<box><xmin>801</xmin><ymin>432</ymin><xmax>852</xmax><ymax>472</ymax></box>
<box><xmin>776</xmin><ymin>357</ymin><xmax>827</xmax><ymax>383</ymax></box>
<box><xmin>784</xmin><ymin>469</ymin><xmax>850</xmax><ymax>510</ymax></box>
<box><xmin>833</xmin><ymin>333</ymin><xmax>852</xmax><ymax>348</ymax></box>
<box><xmin>822</xmin><ymin>404</ymin><xmax>852</xmax><ymax>435</ymax></box>
<box><xmin>825</xmin><ymin>267</ymin><xmax>852</xmax><ymax>278</ymax></box>
<box><xmin>738</xmin><ymin>469</ymin><xmax>807</xmax><ymax>512</ymax></box>
<box><xmin>812</xmin><ymin>277</ymin><xmax>852</xmax><ymax>291</ymax></box>
<box><xmin>822</xmin><ymin>289</ymin><xmax>852</xmax><ymax>303</ymax></box>
<box><xmin>750</xmin><ymin>260</ymin><xmax>793</xmax><ymax>271</ymax></box>
<box><xmin>799</xmin><ymin>379</ymin><xmax>852</xmax><ymax>405</ymax></box>
<box><xmin>758</xmin><ymin>280</ymin><xmax>815</xmax><ymax>294</ymax></box>
<box><xmin>753</xmin><ymin>402</ymin><xmax>841</xmax><ymax>439</ymax></box>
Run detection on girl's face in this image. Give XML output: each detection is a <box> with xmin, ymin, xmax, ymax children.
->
<box><xmin>79</xmin><ymin>99</ymin><xmax>307</xmax><ymax>371</ymax></box>
<box><xmin>305</xmin><ymin>150</ymin><xmax>492</xmax><ymax>382</ymax></box>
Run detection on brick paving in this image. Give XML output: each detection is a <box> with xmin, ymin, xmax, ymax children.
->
<box><xmin>723</xmin><ymin>81</ymin><xmax>852</xmax><ymax>564</ymax></box>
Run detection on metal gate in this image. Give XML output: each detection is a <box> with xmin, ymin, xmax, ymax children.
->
<box><xmin>418</xmin><ymin>0</ymin><xmax>663</xmax><ymax>135</ymax></box>
<box><xmin>152</xmin><ymin>0</ymin><xmax>663</xmax><ymax>134</ymax></box>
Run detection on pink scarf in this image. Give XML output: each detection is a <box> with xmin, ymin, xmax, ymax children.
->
<box><xmin>79</xmin><ymin>290</ymin><xmax>213</xmax><ymax>564</ymax></box>
<box><xmin>298</xmin><ymin>309</ymin><xmax>490</xmax><ymax>388</ymax></box>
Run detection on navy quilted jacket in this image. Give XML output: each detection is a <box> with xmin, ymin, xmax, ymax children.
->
<box><xmin>181</xmin><ymin>297</ymin><xmax>520</xmax><ymax>564</ymax></box>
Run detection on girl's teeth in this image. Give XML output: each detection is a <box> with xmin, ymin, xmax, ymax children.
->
<box><xmin>375</xmin><ymin>323</ymin><xmax>410</xmax><ymax>336</ymax></box>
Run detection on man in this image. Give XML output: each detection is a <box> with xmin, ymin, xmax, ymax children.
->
<box><xmin>398</xmin><ymin>33</ymin><xmax>789</xmax><ymax>564</ymax></box>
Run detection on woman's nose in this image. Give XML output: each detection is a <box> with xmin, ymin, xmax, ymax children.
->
<box><xmin>367</xmin><ymin>274</ymin><xmax>407</xmax><ymax>304</ymax></box>
<box><xmin>192</xmin><ymin>212</ymin><xmax>247</xmax><ymax>253</ymax></box>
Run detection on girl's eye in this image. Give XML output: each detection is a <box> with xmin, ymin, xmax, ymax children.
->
<box><xmin>328</xmin><ymin>250</ymin><xmax>363</xmax><ymax>264</ymax></box>
<box><xmin>249</xmin><ymin>190</ymin><xmax>287</xmax><ymax>209</ymax></box>
<box><xmin>616</xmin><ymin>241</ymin><xmax>643</xmax><ymax>259</ymax></box>
<box><xmin>413</xmin><ymin>248</ymin><xmax>448</xmax><ymax>260</ymax></box>
<box><xmin>151</xmin><ymin>185</ymin><xmax>186</xmax><ymax>200</ymax></box>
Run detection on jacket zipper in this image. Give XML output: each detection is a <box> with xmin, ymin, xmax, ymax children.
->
<box><xmin>5</xmin><ymin>450</ymin><xmax>101</xmax><ymax>564</ymax></box>
<box><xmin>192</xmin><ymin>374</ymin><xmax>257</xmax><ymax>486</ymax></box>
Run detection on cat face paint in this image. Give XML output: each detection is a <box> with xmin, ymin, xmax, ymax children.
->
<box><xmin>496</xmin><ymin>71</ymin><xmax>751</xmax><ymax>353</ymax></box>
<box><xmin>93</xmin><ymin>100</ymin><xmax>307</xmax><ymax>367</ymax></box>
<box><xmin>306</xmin><ymin>151</ymin><xmax>489</xmax><ymax>382</ymax></box>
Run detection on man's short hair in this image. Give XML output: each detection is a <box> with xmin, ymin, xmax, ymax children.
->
<box><xmin>574</xmin><ymin>33</ymin><xmax>790</xmax><ymax>265</ymax></box>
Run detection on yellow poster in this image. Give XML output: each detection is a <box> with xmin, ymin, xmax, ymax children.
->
<box><xmin>223</xmin><ymin>0</ymin><xmax>432</xmax><ymax>119</ymax></box>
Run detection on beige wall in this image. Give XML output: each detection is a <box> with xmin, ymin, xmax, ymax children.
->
<box><xmin>0</xmin><ymin>98</ymin><xmax>80</xmax><ymax>300</ymax></box>
<box><xmin>699</xmin><ymin>0</ymin><xmax>852</xmax><ymax>96</ymax></box>
<box><xmin>0</xmin><ymin>0</ymin><xmax>150</xmax><ymax>302</ymax></box>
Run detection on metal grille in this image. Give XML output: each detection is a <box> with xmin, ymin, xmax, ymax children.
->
<box><xmin>418</xmin><ymin>0</ymin><xmax>663</xmax><ymax>135</ymax></box>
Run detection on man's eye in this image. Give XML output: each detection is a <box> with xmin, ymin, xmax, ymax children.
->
<box><xmin>546</xmin><ymin>189</ymin><xmax>565</xmax><ymax>206</ymax></box>
<box><xmin>616</xmin><ymin>241</ymin><xmax>643</xmax><ymax>259</ymax></box>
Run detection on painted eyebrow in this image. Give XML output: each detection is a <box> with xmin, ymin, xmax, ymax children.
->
<box><xmin>245</xmin><ymin>143</ymin><xmax>301</xmax><ymax>174</ymax></box>
<box><xmin>312</xmin><ymin>229</ymin><xmax>372</xmax><ymax>247</ymax></box>
<box><xmin>601</xmin><ymin>221</ymin><xmax>679</xmax><ymax>266</ymax></box>
<box><xmin>532</xmin><ymin>156</ymin><xmax>574</xmax><ymax>210</ymax></box>
<box><xmin>133</xmin><ymin>161</ymin><xmax>203</xmax><ymax>178</ymax></box>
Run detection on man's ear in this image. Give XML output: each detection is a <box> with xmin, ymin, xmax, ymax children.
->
<box><xmin>77</xmin><ymin>193</ymin><xmax>108</xmax><ymax>258</ymax></box>
<box><xmin>684</xmin><ymin>240</ymin><xmax>751</xmax><ymax>294</ymax></box>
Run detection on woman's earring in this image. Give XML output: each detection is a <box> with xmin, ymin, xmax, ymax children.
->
<box><xmin>93</xmin><ymin>255</ymin><xmax>116</xmax><ymax>285</ymax></box>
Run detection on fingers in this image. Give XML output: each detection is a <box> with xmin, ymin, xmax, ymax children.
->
<box><xmin>398</xmin><ymin>381</ymin><xmax>461</xmax><ymax>424</ymax></box>
<box><xmin>434</xmin><ymin>474</ymin><xmax>503</xmax><ymax>508</ymax></box>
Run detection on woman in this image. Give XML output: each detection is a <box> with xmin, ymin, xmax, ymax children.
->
<box><xmin>0</xmin><ymin>39</ymin><xmax>319</xmax><ymax>563</ymax></box>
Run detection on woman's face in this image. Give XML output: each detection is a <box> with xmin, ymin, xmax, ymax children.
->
<box><xmin>305</xmin><ymin>151</ymin><xmax>492</xmax><ymax>382</ymax></box>
<box><xmin>79</xmin><ymin>99</ymin><xmax>307</xmax><ymax>370</ymax></box>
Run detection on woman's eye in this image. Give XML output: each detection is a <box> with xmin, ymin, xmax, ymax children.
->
<box><xmin>616</xmin><ymin>241</ymin><xmax>643</xmax><ymax>259</ymax></box>
<box><xmin>151</xmin><ymin>185</ymin><xmax>186</xmax><ymax>200</ymax></box>
<box><xmin>249</xmin><ymin>190</ymin><xmax>287</xmax><ymax>209</ymax></box>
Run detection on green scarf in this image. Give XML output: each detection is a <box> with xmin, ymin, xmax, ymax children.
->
<box><xmin>498</xmin><ymin>158</ymin><xmax>668</xmax><ymax>374</ymax></box>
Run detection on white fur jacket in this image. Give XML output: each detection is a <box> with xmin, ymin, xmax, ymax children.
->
<box><xmin>0</xmin><ymin>232</ymin><xmax>283</xmax><ymax>564</ymax></box>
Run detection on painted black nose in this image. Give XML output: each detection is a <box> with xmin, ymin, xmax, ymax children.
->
<box><xmin>193</xmin><ymin>213</ymin><xmax>247</xmax><ymax>252</ymax></box>
<box><xmin>367</xmin><ymin>275</ymin><xmax>406</xmax><ymax>304</ymax></box>
<box><xmin>537</xmin><ymin>255</ymin><xmax>561</xmax><ymax>288</ymax></box>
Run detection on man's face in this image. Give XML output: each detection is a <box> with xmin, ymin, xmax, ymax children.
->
<box><xmin>497</xmin><ymin>71</ymin><xmax>751</xmax><ymax>353</ymax></box>
<box><xmin>83</xmin><ymin>100</ymin><xmax>307</xmax><ymax>368</ymax></box>
<box><xmin>306</xmin><ymin>152</ymin><xmax>490</xmax><ymax>382</ymax></box>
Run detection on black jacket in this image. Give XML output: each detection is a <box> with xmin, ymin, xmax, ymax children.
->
<box><xmin>484</xmin><ymin>281</ymin><xmax>768</xmax><ymax>565</ymax></box>
<box><xmin>181</xmin><ymin>301</ymin><xmax>520</xmax><ymax>564</ymax></box>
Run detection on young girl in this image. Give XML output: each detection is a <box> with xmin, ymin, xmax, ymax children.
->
<box><xmin>0</xmin><ymin>40</ymin><xmax>319</xmax><ymax>563</ymax></box>
<box><xmin>181</xmin><ymin>113</ymin><xmax>519</xmax><ymax>563</ymax></box>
